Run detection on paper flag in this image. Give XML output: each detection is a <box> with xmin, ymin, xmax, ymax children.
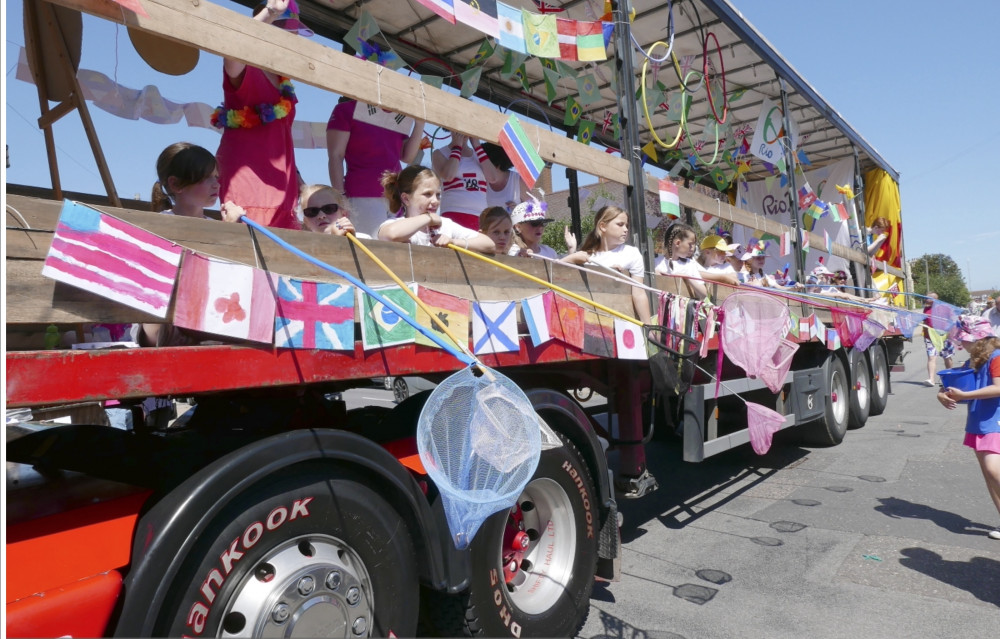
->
<box><xmin>359</xmin><ymin>284</ymin><xmax>417</xmax><ymax>349</ymax></box>
<box><xmin>694</xmin><ymin>212</ymin><xmax>717</xmax><ymax>233</ymax></box>
<box><xmin>472</xmin><ymin>301</ymin><xmax>519</xmax><ymax>354</ymax></box>
<box><xmin>577</xmin><ymin>119</ymin><xmax>596</xmax><ymax>145</ymax></box>
<box><xmin>658</xmin><ymin>179</ymin><xmax>680</xmax><ymax>219</ymax></box>
<box><xmin>834</xmin><ymin>202</ymin><xmax>850</xmax><ymax>221</ymax></box>
<box><xmin>582</xmin><ymin>310</ymin><xmax>615</xmax><ymax>358</ymax></box>
<box><xmin>533</xmin><ymin>0</ymin><xmax>564</xmax><ymax>13</ymax></box>
<box><xmin>111</xmin><ymin>0</ymin><xmax>149</xmax><ymax>18</ymax></box>
<box><xmin>551</xmin><ymin>294</ymin><xmax>585</xmax><ymax>349</ymax></box>
<box><xmin>800</xmin><ymin>228</ymin><xmax>810</xmax><ymax>254</ymax></box>
<box><xmin>460</xmin><ymin>66</ymin><xmax>482</xmax><ymax>98</ymax></box>
<box><xmin>467</xmin><ymin>38</ymin><xmax>496</xmax><ymax>67</ymax></box>
<box><xmin>665</xmin><ymin>90</ymin><xmax>688</xmax><ymax>122</ymax></box>
<box><xmin>615</xmin><ymin>319</ymin><xmax>647</xmax><ymax>359</ymax></box>
<box><xmin>497</xmin><ymin>2</ymin><xmax>527</xmax><ymax>53</ymax></box>
<box><xmin>798</xmin><ymin>182</ymin><xmax>817</xmax><ymax>211</ymax></box>
<box><xmin>523</xmin><ymin>10</ymin><xmax>559</xmax><ymax>58</ymax></box>
<box><xmin>826</xmin><ymin>328</ymin><xmax>841</xmax><ymax>351</ymax></box>
<box><xmin>274</xmin><ymin>277</ymin><xmax>354</xmax><ymax>350</ymax></box>
<box><xmin>499</xmin><ymin>114</ymin><xmax>544</xmax><ymax>190</ymax></box>
<box><xmin>543</xmin><ymin>67</ymin><xmax>561</xmax><ymax>105</ymax></box>
<box><xmin>415</xmin><ymin>0</ymin><xmax>456</xmax><ymax>23</ymax></box>
<box><xmin>602</xmin><ymin>21</ymin><xmax>614</xmax><ymax>47</ymax></box>
<box><xmin>174</xmin><ymin>252</ymin><xmax>276</xmax><ymax>343</ymax></box>
<box><xmin>344</xmin><ymin>10</ymin><xmax>381</xmax><ymax>54</ymax></box>
<box><xmin>455</xmin><ymin>0</ymin><xmax>499</xmax><ymax>38</ymax></box>
<box><xmin>788</xmin><ymin>312</ymin><xmax>800</xmax><ymax>338</ymax></box>
<box><xmin>42</xmin><ymin>200</ymin><xmax>182</xmax><ymax>318</ymax></box>
<box><xmin>709</xmin><ymin>168</ymin><xmax>731</xmax><ymax>191</ymax></box>
<box><xmin>564</xmin><ymin>95</ymin><xmax>582</xmax><ymax>125</ymax></box>
<box><xmin>813</xmin><ymin>315</ymin><xmax>826</xmax><ymax>345</ymax></box>
<box><xmin>513</xmin><ymin>62</ymin><xmax>530</xmax><ymax>91</ymax></box>
<box><xmin>573</xmin><ymin>20</ymin><xmax>606</xmax><ymax>62</ymax></box>
<box><xmin>800</xmin><ymin>317</ymin><xmax>812</xmax><ymax>337</ymax></box>
<box><xmin>641</xmin><ymin>140</ymin><xmax>658</xmax><ymax>163</ymax></box>
<box><xmin>522</xmin><ymin>291</ymin><xmax>554</xmax><ymax>347</ymax></box>
<box><xmin>824</xmin><ymin>229</ymin><xmax>832</xmax><ymax>253</ymax></box>
<box><xmin>780</xmin><ymin>231</ymin><xmax>791</xmax><ymax>256</ymax></box>
<box><xmin>797</xmin><ymin>148</ymin><xmax>811</xmax><ymax>166</ymax></box>
<box><xmin>575</xmin><ymin>73</ymin><xmax>602</xmax><ymax>106</ymax></box>
<box><xmin>556</xmin><ymin>18</ymin><xmax>578</xmax><ymax>60</ymax></box>
<box><xmin>421</xmin><ymin>74</ymin><xmax>444</xmax><ymax>89</ymax></box>
<box><xmin>415</xmin><ymin>286</ymin><xmax>469</xmax><ymax>349</ymax></box>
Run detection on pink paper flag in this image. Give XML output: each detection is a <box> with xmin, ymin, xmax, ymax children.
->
<box><xmin>174</xmin><ymin>252</ymin><xmax>276</xmax><ymax>343</ymax></box>
<box><xmin>112</xmin><ymin>0</ymin><xmax>149</xmax><ymax>18</ymax></box>
<box><xmin>414</xmin><ymin>0</ymin><xmax>456</xmax><ymax>23</ymax></box>
<box><xmin>835</xmin><ymin>202</ymin><xmax>850</xmax><ymax>221</ymax></box>
<box><xmin>780</xmin><ymin>231</ymin><xmax>790</xmax><ymax>256</ymax></box>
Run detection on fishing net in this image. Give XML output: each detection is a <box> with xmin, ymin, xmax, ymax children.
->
<box><xmin>721</xmin><ymin>291</ymin><xmax>792</xmax><ymax>389</ymax></box>
<box><xmin>746</xmin><ymin>402</ymin><xmax>786</xmax><ymax>455</ymax></box>
<box><xmin>417</xmin><ymin>366</ymin><xmax>542</xmax><ymax>549</ymax></box>
<box><xmin>757</xmin><ymin>337</ymin><xmax>799</xmax><ymax>394</ymax></box>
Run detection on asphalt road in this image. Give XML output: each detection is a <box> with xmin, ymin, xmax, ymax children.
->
<box><xmin>578</xmin><ymin>340</ymin><xmax>1000</xmax><ymax>639</ymax></box>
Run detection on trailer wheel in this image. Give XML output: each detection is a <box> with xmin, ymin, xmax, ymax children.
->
<box><xmin>803</xmin><ymin>356</ymin><xmax>849</xmax><ymax>446</ymax></box>
<box><xmin>423</xmin><ymin>434</ymin><xmax>598</xmax><ymax>637</ymax></box>
<box><xmin>868</xmin><ymin>344</ymin><xmax>890</xmax><ymax>416</ymax></box>
<box><xmin>848</xmin><ymin>352</ymin><xmax>871</xmax><ymax>430</ymax></box>
<box><xmin>155</xmin><ymin>466</ymin><xmax>418</xmax><ymax>638</ymax></box>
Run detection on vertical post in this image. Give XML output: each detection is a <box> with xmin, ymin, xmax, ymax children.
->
<box><xmin>23</xmin><ymin>0</ymin><xmax>63</xmax><ymax>199</ymax></box>
<box><xmin>778</xmin><ymin>80</ymin><xmax>803</xmax><ymax>283</ymax></box>
<box><xmin>610</xmin><ymin>0</ymin><xmax>651</xmax><ymax>284</ymax></box>
<box><xmin>924</xmin><ymin>258</ymin><xmax>930</xmax><ymax>294</ymax></box>
<box><xmin>565</xmin><ymin>133</ymin><xmax>582</xmax><ymax>243</ymax></box>
<box><xmin>850</xmin><ymin>146</ymin><xmax>872</xmax><ymax>294</ymax></box>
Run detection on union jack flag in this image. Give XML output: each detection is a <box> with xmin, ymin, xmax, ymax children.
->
<box><xmin>601</xmin><ymin>110</ymin><xmax>613</xmax><ymax>134</ymax></box>
<box><xmin>533</xmin><ymin>0</ymin><xmax>564</xmax><ymax>13</ymax></box>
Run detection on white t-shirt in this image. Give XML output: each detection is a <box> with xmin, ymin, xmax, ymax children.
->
<box><xmin>378</xmin><ymin>216</ymin><xmax>478</xmax><ymax>247</ymax></box>
<box><xmin>508</xmin><ymin>243</ymin><xmax>558</xmax><ymax>259</ymax></box>
<box><xmin>654</xmin><ymin>255</ymin><xmax>706</xmax><ymax>279</ymax></box>
<box><xmin>707</xmin><ymin>263</ymin><xmax>738</xmax><ymax>277</ymax></box>
<box><xmin>588</xmin><ymin>244</ymin><xmax>644</xmax><ymax>280</ymax></box>
<box><xmin>487</xmin><ymin>172</ymin><xmax>522</xmax><ymax>212</ymax></box>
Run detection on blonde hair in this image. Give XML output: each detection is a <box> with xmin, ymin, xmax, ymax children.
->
<box><xmin>300</xmin><ymin>184</ymin><xmax>349</xmax><ymax>211</ymax></box>
<box><xmin>151</xmin><ymin>142</ymin><xmax>216</xmax><ymax>212</ymax></box>
<box><xmin>479</xmin><ymin>206</ymin><xmax>510</xmax><ymax>234</ymax></box>
<box><xmin>968</xmin><ymin>337</ymin><xmax>1000</xmax><ymax>371</ymax></box>
<box><xmin>381</xmin><ymin>165</ymin><xmax>438</xmax><ymax>216</ymax></box>
<box><xmin>579</xmin><ymin>205</ymin><xmax>627</xmax><ymax>254</ymax></box>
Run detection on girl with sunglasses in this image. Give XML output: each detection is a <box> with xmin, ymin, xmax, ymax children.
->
<box><xmin>299</xmin><ymin>184</ymin><xmax>368</xmax><ymax>238</ymax></box>
<box><xmin>509</xmin><ymin>198</ymin><xmax>561</xmax><ymax>258</ymax></box>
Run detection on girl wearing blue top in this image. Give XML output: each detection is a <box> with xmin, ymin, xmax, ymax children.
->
<box><xmin>937</xmin><ymin>315</ymin><xmax>1000</xmax><ymax>540</ymax></box>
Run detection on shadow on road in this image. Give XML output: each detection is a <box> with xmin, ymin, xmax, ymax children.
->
<box><xmin>899</xmin><ymin>547</ymin><xmax>1000</xmax><ymax>607</ymax></box>
<box><xmin>875</xmin><ymin>496</ymin><xmax>998</xmax><ymax>537</ymax></box>
<box><xmin>586</xmin><ymin>608</ymin><xmax>687</xmax><ymax>639</ymax></box>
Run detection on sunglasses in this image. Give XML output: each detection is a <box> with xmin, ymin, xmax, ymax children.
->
<box><xmin>303</xmin><ymin>203</ymin><xmax>339</xmax><ymax>218</ymax></box>
<box><xmin>526</xmin><ymin>220</ymin><xmax>547</xmax><ymax>228</ymax></box>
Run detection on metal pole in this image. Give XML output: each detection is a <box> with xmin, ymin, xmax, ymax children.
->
<box><xmin>565</xmin><ymin>131</ymin><xmax>582</xmax><ymax>247</ymax></box>
<box><xmin>924</xmin><ymin>258</ymin><xmax>930</xmax><ymax>294</ymax></box>
<box><xmin>610</xmin><ymin>0</ymin><xmax>652</xmax><ymax>284</ymax></box>
<box><xmin>778</xmin><ymin>80</ymin><xmax>804</xmax><ymax>283</ymax></box>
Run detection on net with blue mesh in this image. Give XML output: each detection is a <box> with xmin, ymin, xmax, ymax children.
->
<box><xmin>417</xmin><ymin>366</ymin><xmax>542</xmax><ymax>549</ymax></box>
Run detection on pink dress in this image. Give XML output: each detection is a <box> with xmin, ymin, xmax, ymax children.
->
<box><xmin>216</xmin><ymin>67</ymin><xmax>300</xmax><ymax>230</ymax></box>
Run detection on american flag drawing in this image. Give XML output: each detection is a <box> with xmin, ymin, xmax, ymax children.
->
<box><xmin>533</xmin><ymin>0</ymin><xmax>564</xmax><ymax>13</ymax></box>
<box><xmin>274</xmin><ymin>277</ymin><xmax>355</xmax><ymax>350</ymax></box>
<box><xmin>42</xmin><ymin>200</ymin><xmax>183</xmax><ymax>318</ymax></box>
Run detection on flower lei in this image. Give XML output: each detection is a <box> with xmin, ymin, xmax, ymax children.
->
<box><xmin>211</xmin><ymin>76</ymin><xmax>297</xmax><ymax>129</ymax></box>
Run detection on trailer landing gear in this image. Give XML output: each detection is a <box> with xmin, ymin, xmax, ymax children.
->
<box><xmin>614</xmin><ymin>468</ymin><xmax>659</xmax><ymax>499</ymax></box>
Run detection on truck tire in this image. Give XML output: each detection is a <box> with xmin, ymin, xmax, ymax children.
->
<box><xmin>154</xmin><ymin>465</ymin><xmax>418</xmax><ymax>638</ymax></box>
<box><xmin>803</xmin><ymin>356</ymin><xmax>849</xmax><ymax>446</ymax></box>
<box><xmin>423</xmin><ymin>434</ymin><xmax>598</xmax><ymax>637</ymax></box>
<box><xmin>848</xmin><ymin>352</ymin><xmax>871</xmax><ymax>430</ymax></box>
<box><xmin>868</xmin><ymin>344</ymin><xmax>890</xmax><ymax>416</ymax></box>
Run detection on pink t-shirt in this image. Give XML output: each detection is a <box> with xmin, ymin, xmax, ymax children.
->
<box><xmin>216</xmin><ymin>67</ymin><xmax>299</xmax><ymax>230</ymax></box>
<box><xmin>327</xmin><ymin>100</ymin><xmax>412</xmax><ymax>198</ymax></box>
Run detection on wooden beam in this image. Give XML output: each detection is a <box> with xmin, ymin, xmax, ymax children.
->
<box><xmin>45</xmin><ymin>0</ymin><xmax>631</xmax><ymax>185</ymax></box>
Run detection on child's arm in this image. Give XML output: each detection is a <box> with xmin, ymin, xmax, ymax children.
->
<box><xmin>378</xmin><ymin>213</ymin><xmax>439</xmax><ymax>242</ymax></box>
<box><xmin>560</xmin><ymin>251</ymin><xmax>591</xmax><ymax>265</ymax></box>
<box><xmin>945</xmin><ymin>375</ymin><xmax>1000</xmax><ymax>402</ymax></box>
<box><xmin>630</xmin><ymin>278</ymin><xmax>652</xmax><ymax>324</ymax></box>
<box><xmin>443</xmin><ymin>231</ymin><xmax>496</xmax><ymax>254</ymax></box>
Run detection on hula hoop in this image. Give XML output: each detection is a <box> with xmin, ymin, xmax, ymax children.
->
<box><xmin>671</xmin><ymin>50</ymin><xmax>704</xmax><ymax>95</ymax></box>
<box><xmin>703</xmin><ymin>32</ymin><xmax>728</xmax><ymax>124</ymax></box>
<box><xmin>631</xmin><ymin>0</ymin><xmax>674</xmax><ymax>62</ymax></box>
<box><xmin>642</xmin><ymin>42</ymin><xmax>686</xmax><ymax>149</ymax></box>
<box><xmin>684</xmin><ymin>115</ymin><xmax>720</xmax><ymax>166</ymax></box>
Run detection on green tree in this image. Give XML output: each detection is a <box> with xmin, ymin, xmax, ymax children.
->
<box><xmin>910</xmin><ymin>253</ymin><xmax>970</xmax><ymax>306</ymax></box>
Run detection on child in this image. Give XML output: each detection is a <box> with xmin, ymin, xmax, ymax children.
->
<box><xmin>432</xmin><ymin>131</ymin><xmax>501</xmax><ymax>231</ymax></box>
<box><xmin>509</xmin><ymin>197</ymin><xmax>559</xmax><ymax>258</ymax></box>
<box><xmin>479</xmin><ymin>206</ymin><xmax>514</xmax><ymax>255</ymax></box>
<box><xmin>655</xmin><ymin>223</ymin><xmax>737</xmax><ymax>300</ymax></box>
<box><xmin>377</xmin><ymin>165</ymin><xmax>495</xmax><ymax>252</ymax></box>
<box><xmin>299</xmin><ymin>184</ymin><xmax>369</xmax><ymax>238</ymax></box>
<box><xmin>152</xmin><ymin>142</ymin><xmax>220</xmax><ymax>218</ymax></box>
<box><xmin>562</xmin><ymin>206</ymin><xmax>651</xmax><ymax>323</ymax></box>
<box><xmin>697</xmin><ymin>234</ymin><xmax>739</xmax><ymax>277</ymax></box>
<box><xmin>936</xmin><ymin>315</ymin><xmax>1000</xmax><ymax>540</ymax></box>
<box><xmin>739</xmin><ymin>243</ymin><xmax>780</xmax><ymax>288</ymax></box>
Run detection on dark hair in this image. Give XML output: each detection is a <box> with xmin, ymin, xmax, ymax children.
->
<box><xmin>480</xmin><ymin>142</ymin><xmax>514</xmax><ymax>171</ymax></box>
<box><xmin>380</xmin><ymin>165</ymin><xmax>438</xmax><ymax>215</ymax></box>
<box><xmin>479</xmin><ymin>206</ymin><xmax>510</xmax><ymax>233</ymax></box>
<box><xmin>968</xmin><ymin>337</ymin><xmax>1000</xmax><ymax>370</ymax></box>
<box><xmin>662</xmin><ymin>222</ymin><xmax>696</xmax><ymax>259</ymax></box>
<box><xmin>579</xmin><ymin>205</ymin><xmax>628</xmax><ymax>253</ymax></box>
<box><xmin>152</xmin><ymin>142</ymin><xmax>216</xmax><ymax>212</ymax></box>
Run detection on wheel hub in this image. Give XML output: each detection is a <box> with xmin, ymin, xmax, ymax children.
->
<box><xmin>218</xmin><ymin>535</ymin><xmax>373</xmax><ymax>638</ymax></box>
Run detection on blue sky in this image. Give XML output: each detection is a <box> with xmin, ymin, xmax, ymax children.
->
<box><xmin>4</xmin><ymin>0</ymin><xmax>997</xmax><ymax>291</ymax></box>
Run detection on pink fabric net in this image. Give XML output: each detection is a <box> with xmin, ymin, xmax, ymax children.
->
<box><xmin>721</xmin><ymin>291</ymin><xmax>796</xmax><ymax>392</ymax></box>
<box><xmin>830</xmin><ymin>309</ymin><xmax>866</xmax><ymax>348</ymax></box>
<box><xmin>746</xmin><ymin>402</ymin><xmax>786</xmax><ymax>455</ymax></box>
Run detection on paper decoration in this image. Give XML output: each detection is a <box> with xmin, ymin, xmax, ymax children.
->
<box><xmin>472</xmin><ymin>301</ymin><xmax>519</xmax><ymax>354</ymax></box>
<box><xmin>582</xmin><ymin>310</ymin><xmax>614</xmax><ymax>357</ymax></box>
<box><xmin>799</xmin><ymin>316</ymin><xmax>812</xmax><ymax>337</ymax></box>
<box><xmin>111</xmin><ymin>0</ymin><xmax>149</xmax><ymax>18</ymax></box>
<box><xmin>551</xmin><ymin>295</ymin><xmax>584</xmax><ymax>348</ymax></box>
<box><xmin>415</xmin><ymin>0</ymin><xmax>456</xmax><ymax>23</ymax></box>
<box><xmin>615</xmin><ymin>319</ymin><xmax>647</xmax><ymax>360</ymax></box>
<box><xmin>576</xmin><ymin>20</ymin><xmax>606</xmax><ymax>61</ymax></box>
<box><xmin>274</xmin><ymin>278</ymin><xmax>354</xmax><ymax>350</ymax></box>
<box><xmin>834</xmin><ymin>202</ymin><xmax>850</xmax><ymax>221</ymax></box>
<box><xmin>357</xmin><ymin>40</ymin><xmax>404</xmax><ymax>70</ymax></box>
<box><xmin>500</xmin><ymin>49</ymin><xmax>528</xmax><ymax>79</ymax></box>
<box><xmin>499</xmin><ymin>114</ymin><xmax>544</xmax><ymax>190</ymax></box>
<box><xmin>543</xmin><ymin>68</ymin><xmax>561</xmax><ymax>105</ymax></box>
<box><xmin>556</xmin><ymin>18</ymin><xmax>578</xmax><ymax>60</ymax></box>
<box><xmin>575</xmin><ymin>73</ymin><xmax>601</xmax><ymax>105</ymax></box>
<box><xmin>664</xmin><ymin>90</ymin><xmax>687</xmax><ymax>122</ymax></box>
<box><xmin>467</xmin><ymin>39</ymin><xmax>496</xmax><ymax>67</ymax></box>
<box><xmin>42</xmin><ymin>200</ymin><xmax>182</xmax><ymax>318</ymax></box>
<box><xmin>788</xmin><ymin>312</ymin><xmax>800</xmax><ymax>338</ymax></box>
<box><xmin>533</xmin><ymin>0</ymin><xmax>564</xmax><ymax>12</ymax></box>
<box><xmin>799</xmin><ymin>228</ymin><xmax>810</xmax><ymax>254</ymax></box>
<box><xmin>812</xmin><ymin>314</ymin><xmax>826</xmax><ymax>344</ymax></box>
<box><xmin>798</xmin><ymin>181</ymin><xmax>817</xmax><ymax>211</ymax></box>
<box><xmin>556</xmin><ymin>60</ymin><xmax>577</xmax><ymax>78</ymax></box>
<box><xmin>797</xmin><ymin>149</ymin><xmax>811</xmax><ymax>166</ymax></box>
<box><xmin>522</xmin><ymin>291</ymin><xmax>555</xmax><ymax>347</ymax></box>
<box><xmin>694</xmin><ymin>212</ymin><xmax>717</xmax><ymax>233</ymax></box>
<box><xmin>523</xmin><ymin>11</ymin><xmax>560</xmax><ymax>58</ymax></box>
<box><xmin>353</xmin><ymin>102</ymin><xmax>413</xmax><ymax>135</ymax></box>
<box><xmin>577</xmin><ymin>119</ymin><xmax>596</xmax><ymax>145</ymax></box>
<box><xmin>344</xmin><ymin>10</ymin><xmax>381</xmax><ymax>54</ymax></box>
<box><xmin>658</xmin><ymin>179</ymin><xmax>680</xmax><ymax>219</ymax></box>
<box><xmin>641</xmin><ymin>140</ymin><xmax>658</xmax><ymax>163</ymax></box>
<box><xmin>360</xmin><ymin>285</ymin><xmax>417</xmax><ymax>349</ymax></box>
<box><xmin>780</xmin><ymin>231</ymin><xmax>791</xmax><ymax>256</ymax></box>
<box><xmin>455</xmin><ymin>0</ymin><xmax>499</xmax><ymax>37</ymax></box>
<box><xmin>824</xmin><ymin>230</ymin><xmax>832</xmax><ymax>253</ymax></box>
<box><xmin>415</xmin><ymin>287</ymin><xmax>469</xmax><ymax>349</ymax></box>
<box><xmin>460</xmin><ymin>66</ymin><xmax>483</xmax><ymax>98</ymax></box>
<box><xmin>497</xmin><ymin>2</ymin><xmax>527</xmax><ymax>53</ymax></box>
<box><xmin>709</xmin><ymin>168</ymin><xmax>730</xmax><ymax>191</ymax></box>
<box><xmin>421</xmin><ymin>74</ymin><xmax>444</xmax><ymax>89</ymax></box>
<box><xmin>174</xmin><ymin>252</ymin><xmax>276</xmax><ymax>343</ymax></box>
<box><xmin>750</xmin><ymin>97</ymin><xmax>798</xmax><ymax>165</ymax></box>
<box><xmin>512</xmin><ymin>62</ymin><xmax>531</xmax><ymax>91</ymax></box>
<box><xmin>563</xmin><ymin>95</ymin><xmax>582</xmax><ymax>125</ymax></box>
<box><xmin>602</xmin><ymin>21</ymin><xmax>615</xmax><ymax>47</ymax></box>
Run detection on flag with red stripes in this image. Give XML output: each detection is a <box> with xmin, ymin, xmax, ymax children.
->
<box><xmin>556</xmin><ymin>18</ymin><xmax>577</xmax><ymax>60</ymax></box>
<box><xmin>533</xmin><ymin>0</ymin><xmax>564</xmax><ymax>13</ymax></box>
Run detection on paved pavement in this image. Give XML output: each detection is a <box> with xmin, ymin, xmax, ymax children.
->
<box><xmin>579</xmin><ymin>340</ymin><xmax>1000</xmax><ymax>639</ymax></box>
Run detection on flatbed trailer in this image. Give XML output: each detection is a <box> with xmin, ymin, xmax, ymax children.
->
<box><xmin>6</xmin><ymin>1</ymin><xmax>908</xmax><ymax>637</ymax></box>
